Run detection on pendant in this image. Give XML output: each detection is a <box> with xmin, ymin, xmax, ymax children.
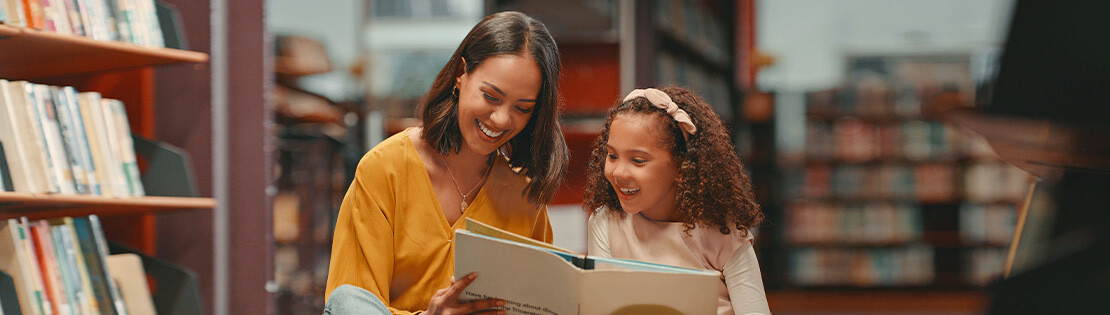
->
<box><xmin>461</xmin><ymin>201</ymin><xmax>468</xmax><ymax>211</ymax></box>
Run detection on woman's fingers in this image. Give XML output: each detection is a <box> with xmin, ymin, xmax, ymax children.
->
<box><xmin>461</xmin><ymin>298</ymin><xmax>506</xmax><ymax>313</ymax></box>
<box><xmin>444</xmin><ymin>272</ymin><xmax>478</xmax><ymax>298</ymax></box>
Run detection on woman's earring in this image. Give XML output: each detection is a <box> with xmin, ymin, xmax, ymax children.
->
<box><xmin>452</xmin><ymin>85</ymin><xmax>459</xmax><ymax>98</ymax></box>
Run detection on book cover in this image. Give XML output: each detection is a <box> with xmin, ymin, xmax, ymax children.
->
<box><xmin>8</xmin><ymin>81</ymin><xmax>56</xmax><ymax>194</ymax></box>
<box><xmin>454</xmin><ymin>219</ymin><xmax>720</xmax><ymax>315</ymax></box>
<box><xmin>103</xmin><ymin>254</ymin><xmax>153</xmax><ymax>315</ymax></box>
<box><xmin>30</xmin><ymin>222</ymin><xmax>69</xmax><ymax>315</ymax></box>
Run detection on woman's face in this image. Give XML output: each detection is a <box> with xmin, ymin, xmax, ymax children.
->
<box><xmin>455</xmin><ymin>54</ymin><xmax>542</xmax><ymax>155</ymax></box>
<box><xmin>603</xmin><ymin>113</ymin><xmax>680</xmax><ymax>220</ymax></box>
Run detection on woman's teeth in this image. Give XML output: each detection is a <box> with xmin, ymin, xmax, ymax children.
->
<box><xmin>619</xmin><ymin>188</ymin><xmax>639</xmax><ymax>194</ymax></box>
<box><xmin>478</xmin><ymin>121</ymin><xmax>505</xmax><ymax>138</ymax></box>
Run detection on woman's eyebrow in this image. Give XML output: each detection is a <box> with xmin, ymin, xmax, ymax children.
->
<box><xmin>483</xmin><ymin>81</ymin><xmax>537</xmax><ymax>103</ymax></box>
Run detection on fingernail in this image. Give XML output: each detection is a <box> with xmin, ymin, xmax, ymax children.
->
<box><xmin>468</xmin><ymin>273</ymin><xmax>477</xmax><ymax>280</ymax></box>
<box><xmin>497</xmin><ymin>300</ymin><xmax>506</xmax><ymax>306</ymax></box>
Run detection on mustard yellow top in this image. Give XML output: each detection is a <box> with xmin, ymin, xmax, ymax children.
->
<box><xmin>325</xmin><ymin>129</ymin><xmax>553</xmax><ymax>314</ymax></box>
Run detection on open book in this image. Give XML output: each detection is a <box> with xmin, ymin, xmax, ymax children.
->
<box><xmin>454</xmin><ymin>218</ymin><xmax>719</xmax><ymax>315</ymax></box>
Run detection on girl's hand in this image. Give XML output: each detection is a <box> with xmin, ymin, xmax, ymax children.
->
<box><xmin>426</xmin><ymin>272</ymin><xmax>507</xmax><ymax>315</ymax></box>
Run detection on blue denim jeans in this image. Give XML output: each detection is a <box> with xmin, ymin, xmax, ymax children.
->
<box><xmin>323</xmin><ymin>285</ymin><xmax>391</xmax><ymax>315</ymax></box>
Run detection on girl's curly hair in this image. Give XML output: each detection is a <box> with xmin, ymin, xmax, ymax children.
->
<box><xmin>583</xmin><ymin>86</ymin><xmax>764</xmax><ymax>236</ymax></box>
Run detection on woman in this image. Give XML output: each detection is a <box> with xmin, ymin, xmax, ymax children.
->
<box><xmin>324</xmin><ymin>11</ymin><xmax>567</xmax><ymax>315</ymax></box>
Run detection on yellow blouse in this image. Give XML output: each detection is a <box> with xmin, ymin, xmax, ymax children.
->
<box><xmin>325</xmin><ymin>129</ymin><xmax>553</xmax><ymax>314</ymax></box>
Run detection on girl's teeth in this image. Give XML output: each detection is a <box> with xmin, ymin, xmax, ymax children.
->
<box><xmin>479</xmin><ymin>121</ymin><xmax>505</xmax><ymax>137</ymax></box>
<box><xmin>620</xmin><ymin>188</ymin><xmax>639</xmax><ymax>194</ymax></box>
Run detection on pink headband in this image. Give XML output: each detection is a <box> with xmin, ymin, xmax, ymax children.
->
<box><xmin>623</xmin><ymin>88</ymin><xmax>698</xmax><ymax>138</ymax></box>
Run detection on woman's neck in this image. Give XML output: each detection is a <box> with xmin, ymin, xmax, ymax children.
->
<box><xmin>444</xmin><ymin>145</ymin><xmax>493</xmax><ymax>173</ymax></box>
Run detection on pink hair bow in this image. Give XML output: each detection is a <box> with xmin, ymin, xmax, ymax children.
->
<box><xmin>623</xmin><ymin>88</ymin><xmax>698</xmax><ymax>138</ymax></box>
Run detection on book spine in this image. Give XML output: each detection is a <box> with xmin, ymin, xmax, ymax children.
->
<box><xmin>31</xmin><ymin>221</ymin><xmax>69</xmax><ymax>315</ymax></box>
<box><xmin>9</xmin><ymin>82</ymin><xmax>56</xmax><ymax>194</ymax></box>
<box><xmin>60</xmin><ymin>220</ymin><xmax>98</xmax><ymax>315</ymax></box>
<box><xmin>19</xmin><ymin>218</ymin><xmax>53</xmax><ymax>315</ymax></box>
<box><xmin>61</xmin><ymin>87</ymin><xmax>100</xmax><ymax>196</ymax></box>
<box><xmin>76</xmin><ymin>92</ymin><xmax>115</xmax><ymax>198</ymax></box>
<box><xmin>12</xmin><ymin>219</ymin><xmax>47</xmax><ymax>315</ymax></box>
<box><xmin>21</xmin><ymin>0</ymin><xmax>45</xmax><ymax>30</ymax></box>
<box><xmin>95</xmin><ymin>98</ymin><xmax>128</xmax><ymax>197</ymax></box>
<box><xmin>105</xmin><ymin>99</ymin><xmax>143</xmax><ymax>197</ymax></box>
<box><xmin>50</xmin><ymin>225</ymin><xmax>87</xmax><ymax>315</ymax></box>
<box><xmin>0</xmin><ymin>79</ymin><xmax>35</xmax><ymax>193</ymax></box>
<box><xmin>1</xmin><ymin>219</ymin><xmax>39</xmax><ymax>315</ymax></box>
<box><xmin>84</xmin><ymin>216</ymin><xmax>123</xmax><ymax>315</ymax></box>
<box><xmin>28</xmin><ymin>84</ymin><xmax>74</xmax><ymax>194</ymax></box>
<box><xmin>46</xmin><ymin>0</ymin><xmax>74</xmax><ymax>35</ymax></box>
<box><xmin>135</xmin><ymin>0</ymin><xmax>159</xmax><ymax>47</ymax></box>
<box><xmin>47</xmin><ymin>86</ymin><xmax>89</xmax><ymax>195</ymax></box>
<box><xmin>60</xmin><ymin>0</ymin><xmax>84</xmax><ymax>36</ymax></box>
<box><xmin>2</xmin><ymin>0</ymin><xmax>27</xmax><ymax>27</ymax></box>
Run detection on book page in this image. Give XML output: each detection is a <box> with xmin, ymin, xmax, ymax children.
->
<box><xmin>464</xmin><ymin>218</ymin><xmax>576</xmax><ymax>254</ymax></box>
<box><xmin>579</xmin><ymin>269</ymin><xmax>719</xmax><ymax>315</ymax></box>
<box><xmin>455</xmin><ymin>230</ymin><xmax>579</xmax><ymax>315</ymax></box>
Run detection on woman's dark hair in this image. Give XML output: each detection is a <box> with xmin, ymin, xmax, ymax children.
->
<box><xmin>421</xmin><ymin>11</ymin><xmax>567</xmax><ymax>205</ymax></box>
<box><xmin>583</xmin><ymin>86</ymin><xmax>764</xmax><ymax>236</ymax></box>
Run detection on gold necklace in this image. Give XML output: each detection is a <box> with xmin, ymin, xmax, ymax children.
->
<box><xmin>439</xmin><ymin>153</ymin><xmax>493</xmax><ymax>212</ymax></box>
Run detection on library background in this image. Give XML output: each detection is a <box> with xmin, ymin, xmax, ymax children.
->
<box><xmin>1</xmin><ymin>0</ymin><xmax>1107</xmax><ymax>314</ymax></box>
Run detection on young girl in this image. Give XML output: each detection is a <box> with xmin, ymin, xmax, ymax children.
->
<box><xmin>585</xmin><ymin>86</ymin><xmax>770</xmax><ymax>315</ymax></box>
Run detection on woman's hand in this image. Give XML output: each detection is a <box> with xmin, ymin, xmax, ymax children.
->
<box><xmin>425</xmin><ymin>272</ymin><xmax>507</xmax><ymax>315</ymax></box>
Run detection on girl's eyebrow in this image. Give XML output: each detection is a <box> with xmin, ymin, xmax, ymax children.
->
<box><xmin>483</xmin><ymin>81</ymin><xmax>537</xmax><ymax>103</ymax></box>
<box><xmin>603</xmin><ymin>144</ymin><xmax>651</xmax><ymax>156</ymax></box>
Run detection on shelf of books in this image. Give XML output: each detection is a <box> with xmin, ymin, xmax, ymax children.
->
<box><xmin>777</xmin><ymin>55</ymin><xmax>1033</xmax><ymax>292</ymax></box>
<box><xmin>646</xmin><ymin>0</ymin><xmax>735</xmax><ymax>121</ymax></box>
<box><xmin>2</xmin><ymin>1</ymin><xmax>213</xmax><ymax>312</ymax></box>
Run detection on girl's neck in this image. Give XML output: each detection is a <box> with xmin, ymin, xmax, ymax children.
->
<box><xmin>638</xmin><ymin>206</ymin><xmax>679</xmax><ymax>223</ymax></box>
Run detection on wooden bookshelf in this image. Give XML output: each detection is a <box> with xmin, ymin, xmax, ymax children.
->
<box><xmin>0</xmin><ymin>25</ymin><xmax>208</xmax><ymax>80</ymax></box>
<box><xmin>0</xmin><ymin>192</ymin><xmax>215</xmax><ymax>219</ymax></box>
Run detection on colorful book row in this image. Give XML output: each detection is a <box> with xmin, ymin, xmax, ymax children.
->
<box><xmin>0</xmin><ymin>215</ymin><xmax>133</xmax><ymax>315</ymax></box>
<box><xmin>0</xmin><ymin>79</ymin><xmax>145</xmax><ymax>197</ymax></box>
<box><xmin>0</xmin><ymin>0</ymin><xmax>164</xmax><ymax>47</ymax></box>
<box><xmin>805</xmin><ymin>119</ymin><xmax>964</xmax><ymax>162</ymax></box>
<box><xmin>789</xmin><ymin>246</ymin><xmax>936</xmax><ymax>287</ymax></box>
<box><xmin>959</xmin><ymin>204</ymin><xmax>1017</xmax><ymax>246</ymax></box>
<box><xmin>786</xmin><ymin>202</ymin><xmax>923</xmax><ymax>245</ymax></box>
<box><xmin>788</xmin><ymin>163</ymin><xmax>959</xmax><ymax>203</ymax></box>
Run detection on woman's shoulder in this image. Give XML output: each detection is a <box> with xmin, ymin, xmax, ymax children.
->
<box><xmin>354</xmin><ymin>128</ymin><xmax>421</xmax><ymax>174</ymax></box>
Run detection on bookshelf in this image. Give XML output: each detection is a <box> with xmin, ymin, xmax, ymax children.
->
<box><xmin>768</xmin><ymin>55</ymin><xmax>1032</xmax><ymax>294</ymax></box>
<box><xmin>0</xmin><ymin>25</ymin><xmax>208</xmax><ymax>79</ymax></box>
<box><xmin>0</xmin><ymin>18</ymin><xmax>214</xmax><ymax>312</ymax></box>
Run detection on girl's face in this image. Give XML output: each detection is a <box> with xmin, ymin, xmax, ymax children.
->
<box><xmin>455</xmin><ymin>54</ymin><xmax>542</xmax><ymax>155</ymax></box>
<box><xmin>603</xmin><ymin>113</ymin><xmax>680</xmax><ymax>220</ymax></box>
